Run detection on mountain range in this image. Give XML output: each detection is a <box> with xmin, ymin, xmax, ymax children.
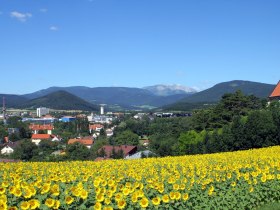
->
<box><xmin>0</xmin><ymin>81</ymin><xmax>276</xmax><ymax>111</ymax></box>
<box><xmin>22</xmin><ymin>86</ymin><xmax>190</xmax><ymax>110</ymax></box>
<box><xmin>164</xmin><ymin>80</ymin><xmax>275</xmax><ymax>111</ymax></box>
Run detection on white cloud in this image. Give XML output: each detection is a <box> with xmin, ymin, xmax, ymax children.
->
<box><xmin>40</xmin><ymin>8</ymin><xmax>48</xmax><ymax>13</ymax></box>
<box><xmin>10</xmin><ymin>11</ymin><xmax>32</xmax><ymax>22</ymax></box>
<box><xmin>49</xmin><ymin>26</ymin><xmax>58</xmax><ymax>31</ymax></box>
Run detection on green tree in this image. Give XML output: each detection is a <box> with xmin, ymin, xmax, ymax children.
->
<box><xmin>114</xmin><ymin>130</ymin><xmax>139</xmax><ymax>146</ymax></box>
<box><xmin>12</xmin><ymin>140</ymin><xmax>39</xmax><ymax>161</ymax></box>
<box><xmin>0</xmin><ymin>126</ymin><xmax>8</xmax><ymax>143</ymax></box>
<box><xmin>244</xmin><ymin>110</ymin><xmax>277</xmax><ymax>148</ymax></box>
<box><xmin>66</xmin><ymin>142</ymin><xmax>90</xmax><ymax>160</ymax></box>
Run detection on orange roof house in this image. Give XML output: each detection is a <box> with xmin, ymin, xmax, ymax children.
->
<box><xmin>269</xmin><ymin>81</ymin><xmax>280</xmax><ymax>100</ymax></box>
<box><xmin>31</xmin><ymin>134</ymin><xmax>52</xmax><ymax>139</ymax></box>
<box><xmin>89</xmin><ymin>124</ymin><xmax>104</xmax><ymax>132</ymax></box>
<box><xmin>31</xmin><ymin>134</ymin><xmax>53</xmax><ymax>145</ymax></box>
<box><xmin>68</xmin><ymin>138</ymin><xmax>94</xmax><ymax>148</ymax></box>
<box><xmin>29</xmin><ymin>124</ymin><xmax>54</xmax><ymax>134</ymax></box>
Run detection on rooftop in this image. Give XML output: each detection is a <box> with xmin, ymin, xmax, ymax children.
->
<box><xmin>269</xmin><ymin>81</ymin><xmax>280</xmax><ymax>98</ymax></box>
<box><xmin>31</xmin><ymin>134</ymin><xmax>53</xmax><ymax>139</ymax></box>
<box><xmin>68</xmin><ymin>139</ymin><xmax>94</xmax><ymax>146</ymax></box>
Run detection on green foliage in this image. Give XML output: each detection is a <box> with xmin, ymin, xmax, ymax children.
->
<box><xmin>53</xmin><ymin>118</ymin><xmax>90</xmax><ymax>140</ymax></box>
<box><xmin>114</xmin><ymin>130</ymin><xmax>139</xmax><ymax>146</ymax></box>
<box><xmin>110</xmin><ymin>147</ymin><xmax>124</xmax><ymax>159</ymax></box>
<box><xmin>154</xmin><ymin>91</ymin><xmax>280</xmax><ymax>156</ymax></box>
<box><xmin>0</xmin><ymin>125</ymin><xmax>8</xmax><ymax>142</ymax></box>
<box><xmin>257</xmin><ymin>202</ymin><xmax>280</xmax><ymax>210</ymax></box>
<box><xmin>178</xmin><ymin>130</ymin><xmax>206</xmax><ymax>154</ymax></box>
<box><xmin>66</xmin><ymin>142</ymin><xmax>90</xmax><ymax>160</ymax></box>
<box><xmin>89</xmin><ymin>138</ymin><xmax>108</xmax><ymax>159</ymax></box>
<box><xmin>12</xmin><ymin>140</ymin><xmax>39</xmax><ymax>161</ymax></box>
<box><xmin>178</xmin><ymin>80</ymin><xmax>274</xmax><ymax>103</ymax></box>
<box><xmin>191</xmin><ymin>91</ymin><xmax>263</xmax><ymax>131</ymax></box>
<box><xmin>243</xmin><ymin>110</ymin><xmax>277</xmax><ymax>148</ymax></box>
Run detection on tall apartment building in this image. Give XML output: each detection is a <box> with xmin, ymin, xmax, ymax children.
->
<box><xmin>36</xmin><ymin>107</ymin><xmax>49</xmax><ymax>117</ymax></box>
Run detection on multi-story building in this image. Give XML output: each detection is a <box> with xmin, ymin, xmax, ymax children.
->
<box><xmin>36</xmin><ymin>107</ymin><xmax>50</xmax><ymax>117</ymax></box>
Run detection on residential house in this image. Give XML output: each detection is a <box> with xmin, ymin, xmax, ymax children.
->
<box><xmin>269</xmin><ymin>80</ymin><xmax>280</xmax><ymax>102</ymax></box>
<box><xmin>125</xmin><ymin>150</ymin><xmax>155</xmax><ymax>160</ymax></box>
<box><xmin>29</xmin><ymin>124</ymin><xmax>54</xmax><ymax>134</ymax></box>
<box><xmin>98</xmin><ymin>145</ymin><xmax>137</xmax><ymax>159</ymax></box>
<box><xmin>31</xmin><ymin>134</ymin><xmax>53</xmax><ymax>145</ymax></box>
<box><xmin>89</xmin><ymin>124</ymin><xmax>104</xmax><ymax>133</ymax></box>
<box><xmin>92</xmin><ymin>133</ymin><xmax>100</xmax><ymax>139</ymax></box>
<box><xmin>1</xmin><ymin>141</ymin><xmax>19</xmax><ymax>155</ymax></box>
<box><xmin>51</xmin><ymin>136</ymin><xmax>62</xmax><ymax>142</ymax></box>
<box><xmin>68</xmin><ymin>137</ymin><xmax>94</xmax><ymax>149</ymax></box>
<box><xmin>1</xmin><ymin>145</ymin><xmax>14</xmax><ymax>155</ymax></box>
<box><xmin>106</xmin><ymin>129</ymin><xmax>114</xmax><ymax>137</ymax></box>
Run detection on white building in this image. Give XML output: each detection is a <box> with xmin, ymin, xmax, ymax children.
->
<box><xmin>36</xmin><ymin>107</ymin><xmax>50</xmax><ymax>117</ymax></box>
<box><xmin>106</xmin><ymin>129</ymin><xmax>114</xmax><ymax>137</ymax></box>
<box><xmin>1</xmin><ymin>145</ymin><xmax>14</xmax><ymax>155</ymax></box>
<box><xmin>87</xmin><ymin>113</ymin><xmax>113</xmax><ymax>124</ymax></box>
<box><xmin>100</xmin><ymin>105</ymin><xmax>105</xmax><ymax>115</ymax></box>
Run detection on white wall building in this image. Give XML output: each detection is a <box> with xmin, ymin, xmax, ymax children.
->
<box><xmin>36</xmin><ymin>107</ymin><xmax>50</xmax><ymax>117</ymax></box>
<box><xmin>1</xmin><ymin>145</ymin><xmax>14</xmax><ymax>155</ymax></box>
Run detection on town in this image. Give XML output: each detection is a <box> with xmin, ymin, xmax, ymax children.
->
<box><xmin>0</xmin><ymin>101</ymin><xmax>192</xmax><ymax>162</ymax></box>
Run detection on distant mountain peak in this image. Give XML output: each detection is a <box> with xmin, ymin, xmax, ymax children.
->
<box><xmin>144</xmin><ymin>84</ymin><xmax>197</xmax><ymax>96</ymax></box>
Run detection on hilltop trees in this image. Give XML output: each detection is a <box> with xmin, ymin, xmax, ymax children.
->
<box><xmin>175</xmin><ymin>91</ymin><xmax>279</xmax><ymax>155</ymax></box>
<box><xmin>148</xmin><ymin>91</ymin><xmax>280</xmax><ymax>157</ymax></box>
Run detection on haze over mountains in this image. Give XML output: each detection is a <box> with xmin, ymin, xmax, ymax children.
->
<box><xmin>0</xmin><ymin>81</ymin><xmax>276</xmax><ymax>111</ymax></box>
<box><xmin>143</xmin><ymin>85</ymin><xmax>197</xmax><ymax>96</ymax></box>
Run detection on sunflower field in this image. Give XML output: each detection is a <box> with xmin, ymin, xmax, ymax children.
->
<box><xmin>0</xmin><ymin>146</ymin><xmax>280</xmax><ymax>210</ymax></box>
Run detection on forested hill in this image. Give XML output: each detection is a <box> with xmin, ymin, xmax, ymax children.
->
<box><xmin>180</xmin><ymin>80</ymin><xmax>274</xmax><ymax>103</ymax></box>
<box><xmin>164</xmin><ymin>80</ymin><xmax>275</xmax><ymax>111</ymax></box>
<box><xmin>0</xmin><ymin>94</ymin><xmax>28</xmax><ymax>108</ymax></box>
<box><xmin>16</xmin><ymin>91</ymin><xmax>99</xmax><ymax>111</ymax></box>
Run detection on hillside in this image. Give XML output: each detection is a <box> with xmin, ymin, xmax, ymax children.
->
<box><xmin>177</xmin><ymin>80</ymin><xmax>274</xmax><ymax>102</ymax></box>
<box><xmin>0</xmin><ymin>94</ymin><xmax>28</xmax><ymax>108</ymax></box>
<box><xmin>18</xmin><ymin>91</ymin><xmax>99</xmax><ymax>111</ymax></box>
<box><xmin>23</xmin><ymin>86</ymin><xmax>189</xmax><ymax>109</ymax></box>
<box><xmin>164</xmin><ymin>80</ymin><xmax>275</xmax><ymax>111</ymax></box>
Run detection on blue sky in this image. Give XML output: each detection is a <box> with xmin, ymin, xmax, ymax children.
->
<box><xmin>0</xmin><ymin>0</ymin><xmax>280</xmax><ymax>94</ymax></box>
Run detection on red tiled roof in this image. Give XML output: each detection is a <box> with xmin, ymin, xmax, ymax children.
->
<box><xmin>68</xmin><ymin>139</ymin><xmax>94</xmax><ymax>146</ymax></box>
<box><xmin>29</xmin><ymin>124</ymin><xmax>54</xmax><ymax>130</ymax></box>
<box><xmin>99</xmin><ymin>145</ymin><xmax>137</xmax><ymax>158</ymax></box>
<box><xmin>31</xmin><ymin>134</ymin><xmax>52</xmax><ymax>139</ymax></box>
<box><xmin>89</xmin><ymin>124</ymin><xmax>104</xmax><ymax>130</ymax></box>
<box><xmin>269</xmin><ymin>81</ymin><xmax>280</xmax><ymax>98</ymax></box>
